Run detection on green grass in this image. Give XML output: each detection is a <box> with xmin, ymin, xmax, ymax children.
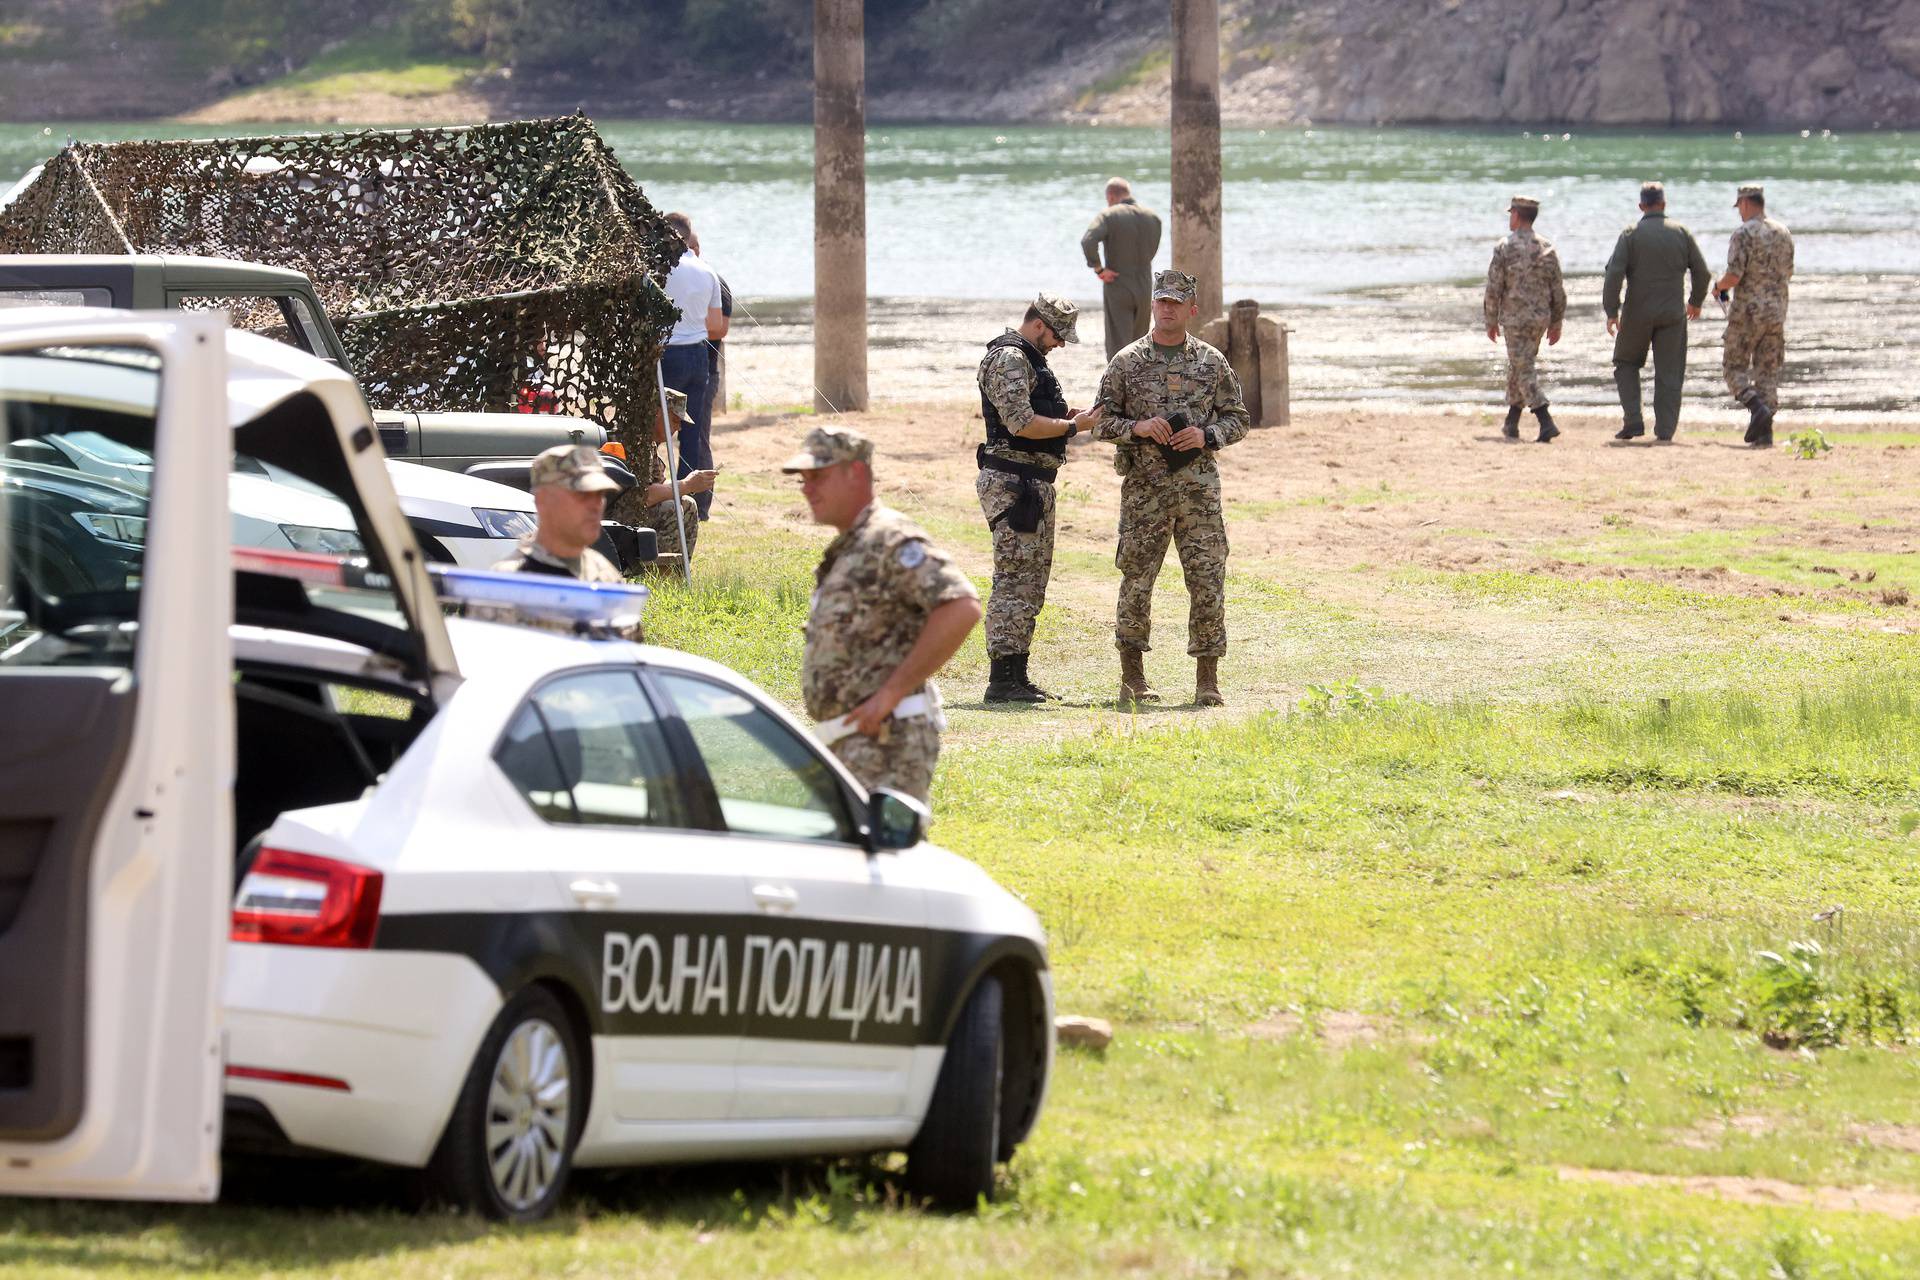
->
<box><xmin>232</xmin><ymin>30</ymin><xmax>482</xmax><ymax>102</ymax></box>
<box><xmin>11</xmin><ymin>494</ymin><xmax>1920</xmax><ymax>1274</ymax></box>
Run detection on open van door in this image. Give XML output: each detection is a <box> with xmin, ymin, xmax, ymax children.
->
<box><xmin>0</xmin><ymin>311</ymin><xmax>232</xmax><ymax>1200</ymax></box>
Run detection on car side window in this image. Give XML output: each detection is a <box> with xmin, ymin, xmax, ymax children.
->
<box><xmin>494</xmin><ymin>670</ymin><xmax>684</xmax><ymax>828</ymax></box>
<box><xmin>654</xmin><ymin>672</ymin><xmax>856</xmax><ymax>844</ymax></box>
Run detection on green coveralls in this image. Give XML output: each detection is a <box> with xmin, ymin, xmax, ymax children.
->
<box><xmin>1601</xmin><ymin>212</ymin><xmax>1711</xmax><ymax>439</ymax></box>
<box><xmin>1081</xmin><ymin>199</ymin><xmax>1163</xmax><ymax>359</ymax></box>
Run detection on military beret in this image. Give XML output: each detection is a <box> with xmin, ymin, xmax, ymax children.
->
<box><xmin>1736</xmin><ymin>183</ymin><xmax>1765</xmax><ymax>201</ymax></box>
<box><xmin>1639</xmin><ymin>181</ymin><xmax>1666</xmax><ymax>204</ymax></box>
<box><xmin>1509</xmin><ymin>194</ymin><xmax>1540</xmax><ymax>212</ymax></box>
<box><xmin>781</xmin><ymin>424</ymin><xmax>874</xmax><ymax>472</ymax></box>
<box><xmin>1151</xmin><ymin>269</ymin><xmax>1198</xmax><ymax>303</ymax></box>
<box><xmin>1032</xmin><ymin>292</ymin><xmax>1081</xmax><ymax>344</ymax></box>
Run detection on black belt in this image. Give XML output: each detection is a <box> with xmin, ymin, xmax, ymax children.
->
<box><xmin>975</xmin><ymin>446</ymin><xmax>1057</xmax><ymax>483</ymax></box>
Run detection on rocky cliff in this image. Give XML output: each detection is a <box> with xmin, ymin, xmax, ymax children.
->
<box><xmin>1078</xmin><ymin>0</ymin><xmax>1920</xmax><ymax>129</ymax></box>
<box><xmin>3</xmin><ymin>0</ymin><xmax>1918</xmax><ymax>128</ymax></box>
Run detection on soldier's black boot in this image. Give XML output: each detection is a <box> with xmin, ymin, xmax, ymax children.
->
<box><xmin>998</xmin><ymin>656</ymin><xmax>1044</xmax><ymax>706</ymax></box>
<box><xmin>1743</xmin><ymin>393</ymin><xmax>1774</xmax><ymax>446</ymax></box>
<box><xmin>1533</xmin><ymin>404</ymin><xmax>1559</xmax><ymax>443</ymax></box>
<box><xmin>1011</xmin><ymin>653</ymin><xmax>1053</xmax><ymax>702</ymax></box>
<box><xmin>1502</xmin><ymin>405</ymin><xmax>1522</xmax><ymax>439</ymax></box>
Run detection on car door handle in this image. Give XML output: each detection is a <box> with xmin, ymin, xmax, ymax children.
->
<box><xmin>569</xmin><ymin>878</ymin><xmax>621</xmax><ymax>909</ymax></box>
<box><xmin>752</xmin><ymin>883</ymin><xmax>799</xmax><ymax>913</ymax></box>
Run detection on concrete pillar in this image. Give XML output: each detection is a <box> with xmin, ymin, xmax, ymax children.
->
<box><xmin>813</xmin><ymin>0</ymin><xmax>868</xmax><ymax>413</ymax></box>
<box><xmin>1171</xmin><ymin>0</ymin><xmax>1224</xmax><ymax>324</ymax></box>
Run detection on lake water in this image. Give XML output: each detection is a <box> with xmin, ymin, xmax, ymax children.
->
<box><xmin>5</xmin><ymin>121</ymin><xmax>1919</xmax><ymax>412</ymax></box>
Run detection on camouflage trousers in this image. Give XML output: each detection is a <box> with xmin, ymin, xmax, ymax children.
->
<box><xmin>1503</xmin><ymin>322</ymin><xmax>1548</xmax><ymax>408</ymax></box>
<box><xmin>976</xmin><ymin>469</ymin><xmax>1056</xmax><ymax>658</ymax></box>
<box><xmin>1723</xmin><ymin>304</ymin><xmax>1786</xmax><ymax>412</ymax></box>
<box><xmin>829</xmin><ymin>716</ymin><xmax>942</xmax><ymax>807</ymax></box>
<box><xmin>642</xmin><ymin>494</ymin><xmax>700</xmax><ymax>561</ymax></box>
<box><xmin>1114</xmin><ymin>464</ymin><xmax>1228</xmax><ymax>657</ymax></box>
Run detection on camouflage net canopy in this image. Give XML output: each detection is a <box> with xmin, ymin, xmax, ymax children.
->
<box><xmin>0</xmin><ymin>115</ymin><xmax>681</xmax><ymax>461</ymax></box>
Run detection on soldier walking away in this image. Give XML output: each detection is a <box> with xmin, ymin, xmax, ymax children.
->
<box><xmin>1714</xmin><ymin>184</ymin><xmax>1795</xmax><ymax>449</ymax></box>
<box><xmin>1602</xmin><ymin>182</ymin><xmax>1711</xmax><ymax>443</ymax></box>
<box><xmin>1483</xmin><ymin>194</ymin><xmax>1567</xmax><ymax>443</ymax></box>
<box><xmin>1094</xmin><ymin>269</ymin><xmax>1250</xmax><ymax>707</ymax></box>
<box><xmin>785</xmin><ymin>426</ymin><xmax>982</xmax><ymax>805</ymax></box>
<box><xmin>976</xmin><ymin>293</ymin><xmax>1103</xmax><ymax>704</ymax></box>
<box><xmin>1081</xmin><ymin>177</ymin><xmax>1164</xmax><ymax>360</ymax></box>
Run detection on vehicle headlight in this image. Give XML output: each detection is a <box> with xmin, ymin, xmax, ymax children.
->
<box><xmin>279</xmin><ymin>523</ymin><xmax>364</xmax><ymax>554</ymax></box>
<box><xmin>72</xmin><ymin>511</ymin><xmax>147</xmax><ymax>546</ymax></box>
<box><xmin>473</xmin><ymin>507</ymin><xmax>537</xmax><ymax>539</ymax></box>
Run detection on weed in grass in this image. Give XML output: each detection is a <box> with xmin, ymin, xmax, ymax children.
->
<box><xmin>1789</xmin><ymin>429</ymin><xmax>1834</xmax><ymax>460</ymax></box>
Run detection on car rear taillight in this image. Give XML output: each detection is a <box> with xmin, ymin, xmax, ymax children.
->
<box><xmin>232</xmin><ymin>848</ymin><xmax>383</xmax><ymax>949</ymax></box>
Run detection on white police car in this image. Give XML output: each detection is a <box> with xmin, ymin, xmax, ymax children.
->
<box><xmin>0</xmin><ymin>311</ymin><xmax>1053</xmax><ymax>1221</ymax></box>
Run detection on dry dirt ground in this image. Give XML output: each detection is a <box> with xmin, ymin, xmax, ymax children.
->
<box><xmin>704</xmin><ymin>399</ymin><xmax>1917</xmax><ymax>725</ymax></box>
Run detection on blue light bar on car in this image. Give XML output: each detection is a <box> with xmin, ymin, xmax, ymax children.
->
<box><xmin>429</xmin><ymin>564</ymin><xmax>649</xmax><ymax>635</ymax></box>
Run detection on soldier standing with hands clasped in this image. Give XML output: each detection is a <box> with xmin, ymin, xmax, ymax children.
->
<box><xmin>975</xmin><ymin>293</ymin><xmax>1102</xmax><ymax>703</ymax></box>
<box><xmin>786</xmin><ymin>426</ymin><xmax>981</xmax><ymax>806</ymax></box>
<box><xmin>1483</xmin><ymin>194</ymin><xmax>1566</xmax><ymax>443</ymax></box>
<box><xmin>1602</xmin><ymin>181</ymin><xmax>1711</xmax><ymax>443</ymax></box>
<box><xmin>1094</xmin><ymin>269</ymin><xmax>1250</xmax><ymax>707</ymax></box>
<box><xmin>1714</xmin><ymin>183</ymin><xmax>1795</xmax><ymax>448</ymax></box>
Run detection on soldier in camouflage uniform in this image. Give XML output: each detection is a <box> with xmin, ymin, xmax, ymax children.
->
<box><xmin>786</xmin><ymin>426</ymin><xmax>982</xmax><ymax>805</ymax></box>
<box><xmin>488</xmin><ymin>443</ymin><xmax>644</xmax><ymax>640</ymax></box>
<box><xmin>975</xmin><ymin>292</ymin><xmax>1102</xmax><ymax>703</ymax></box>
<box><xmin>635</xmin><ymin>386</ymin><xmax>712</xmax><ymax>562</ymax></box>
<box><xmin>1713</xmin><ymin>183</ymin><xmax>1795</xmax><ymax>448</ymax></box>
<box><xmin>1094</xmin><ymin>268</ymin><xmax>1250</xmax><ymax>707</ymax></box>
<box><xmin>1483</xmin><ymin>194</ymin><xmax>1567</xmax><ymax>443</ymax></box>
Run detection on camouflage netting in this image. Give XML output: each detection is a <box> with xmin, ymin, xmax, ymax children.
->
<box><xmin>0</xmin><ymin>114</ymin><xmax>682</xmax><ymax>463</ymax></box>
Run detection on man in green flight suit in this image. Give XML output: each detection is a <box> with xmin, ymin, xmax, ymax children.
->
<box><xmin>1081</xmin><ymin>177</ymin><xmax>1163</xmax><ymax>359</ymax></box>
<box><xmin>1602</xmin><ymin>181</ymin><xmax>1711</xmax><ymax>443</ymax></box>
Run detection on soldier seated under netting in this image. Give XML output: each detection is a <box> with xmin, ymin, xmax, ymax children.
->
<box><xmin>603</xmin><ymin>386</ymin><xmax>714</xmax><ymax>566</ymax></box>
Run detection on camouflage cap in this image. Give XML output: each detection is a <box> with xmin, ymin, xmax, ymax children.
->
<box><xmin>663</xmin><ymin>386</ymin><xmax>694</xmax><ymax>425</ymax></box>
<box><xmin>1509</xmin><ymin>194</ymin><xmax>1540</xmax><ymax>211</ymax></box>
<box><xmin>1736</xmin><ymin>183</ymin><xmax>1765</xmax><ymax>202</ymax></box>
<box><xmin>1152</xmin><ymin>269</ymin><xmax>1198</xmax><ymax>303</ymax></box>
<box><xmin>1639</xmin><ymin>181</ymin><xmax>1666</xmax><ymax>205</ymax></box>
<box><xmin>781</xmin><ymin>424</ymin><xmax>874</xmax><ymax>473</ymax></box>
<box><xmin>1032</xmin><ymin>292</ymin><xmax>1081</xmax><ymax>344</ymax></box>
<box><xmin>531</xmin><ymin>443</ymin><xmax>621</xmax><ymax>493</ymax></box>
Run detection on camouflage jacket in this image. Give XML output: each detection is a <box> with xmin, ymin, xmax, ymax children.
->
<box><xmin>1484</xmin><ymin>227</ymin><xmax>1567</xmax><ymax>329</ymax></box>
<box><xmin>1092</xmin><ymin>333</ymin><xmax>1251</xmax><ymax>481</ymax></box>
<box><xmin>977</xmin><ymin>336</ymin><xmax>1065</xmax><ymax>471</ymax></box>
<box><xmin>486</xmin><ymin>536</ymin><xmax>642</xmax><ymax>641</ymax></box>
<box><xmin>1726</xmin><ymin>215</ymin><xmax>1794</xmax><ymax>309</ymax></box>
<box><xmin>802</xmin><ymin>503</ymin><xmax>978</xmax><ymax>721</ymax></box>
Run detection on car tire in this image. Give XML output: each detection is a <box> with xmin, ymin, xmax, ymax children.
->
<box><xmin>428</xmin><ymin>985</ymin><xmax>581</xmax><ymax>1222</ymax></box>
<box><xmin>904</xmin><ymin>973</ymin><xmax>1003</xmax><ymax>1209</ymax></box>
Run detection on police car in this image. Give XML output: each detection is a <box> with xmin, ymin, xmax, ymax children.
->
<box><xmin>0</xmin><ymin>311</ymin><xmax>1053</xmax><ymax>1221</ymax></box>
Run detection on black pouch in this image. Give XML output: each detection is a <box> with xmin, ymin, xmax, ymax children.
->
<box><xmin>989</xmin><ymin>477</ymin><xmax>1044</xmax><ymax>534</ymax></box>
<box><xmin>1155</xmin><ymin>411</ymin><xmax>1202</xmax><ymax>472</ymax></box>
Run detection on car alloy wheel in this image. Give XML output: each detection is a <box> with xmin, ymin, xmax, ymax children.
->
<box><xmin>485</xmin><ymin>1018</ymin><xmax>572</xmax><ymax>1212</ymax></box>
<box><xmin>430</xmin><ymin>985</ymin><xmax>582</xmax><ymax>1221</ymax></box>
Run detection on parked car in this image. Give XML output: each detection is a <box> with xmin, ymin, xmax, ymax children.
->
<box><xmin>0</xmin><ymin>309</ymin><xmax>1052</xmax><ymax>1221</ymax></box>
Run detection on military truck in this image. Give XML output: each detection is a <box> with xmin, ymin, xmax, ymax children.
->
<box><xmin>0</xmin><ymin>254</ymin><xmax>625</xmax><ymax>473</ymax></box>
<box><xmin>0</xmin><ymin>254</ymin><xmax>656</xmax><ymax>568</ymax></box>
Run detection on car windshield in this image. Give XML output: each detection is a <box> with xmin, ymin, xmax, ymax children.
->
<box><xmin>1</xmin><ymin>343</ymin><xmax>407</xmax><ymax>668</ymax></box>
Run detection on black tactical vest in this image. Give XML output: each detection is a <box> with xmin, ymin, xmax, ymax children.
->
<box><xmin>980</xmin><ymin>332</ymin><xmax>1070</xmax><ymax>460</ymax></box>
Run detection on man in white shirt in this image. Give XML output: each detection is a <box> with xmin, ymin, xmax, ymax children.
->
<box><xmin>661</xmin><ymin>211</ymin><xmax>728</xmax><ymax>520</ymax></box>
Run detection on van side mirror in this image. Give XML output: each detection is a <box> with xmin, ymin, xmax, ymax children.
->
<box><xmin>865</xmin><ymin>788</ymin><xmax>927</xmax><ymax>853</ymax></box>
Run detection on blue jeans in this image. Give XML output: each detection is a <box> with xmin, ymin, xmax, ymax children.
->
<box><xmin>661</xmin><ymin>342</ymin><xmax>713</xmax><ymax>519</ymax></box>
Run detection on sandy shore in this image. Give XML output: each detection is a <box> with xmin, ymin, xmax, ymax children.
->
<box><xmin>723</xmin><ymin>286</ymin><xmax>1920</xmax><ymax>420</ymax></box>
